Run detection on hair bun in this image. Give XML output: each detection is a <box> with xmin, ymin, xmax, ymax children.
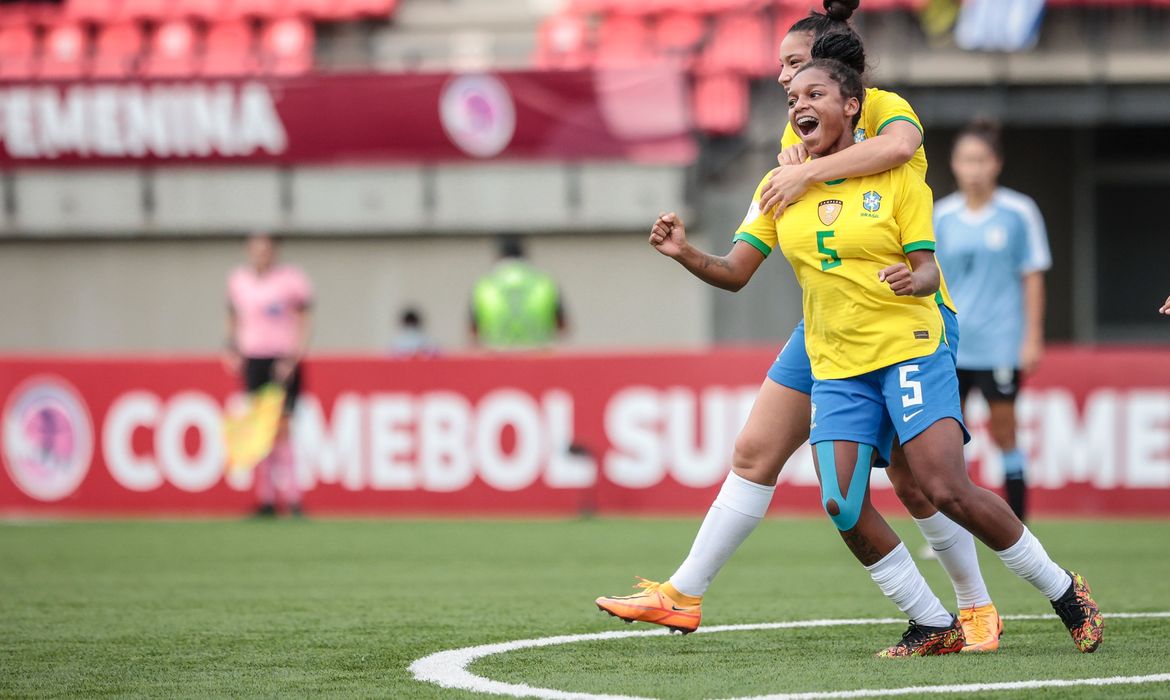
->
<box><xmin>823</xmin><ymin>0</ymin><xmax>859</xmax><ymax>21</ymax></box>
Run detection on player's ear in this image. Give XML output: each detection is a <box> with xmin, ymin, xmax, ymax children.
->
<box><xmin>844</xmin><ymin>97</ymin><xmax>860</xmax><ymax>121</ymax></box>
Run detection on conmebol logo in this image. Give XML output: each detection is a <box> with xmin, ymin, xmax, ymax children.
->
<box><xmin>2</xmin><ymin>376</ymin><xmax>94</xmax><ymax>502</ymax></box>
<box><xmin>439</xmin><ymin>74</ymin><xmax>516</xmax><ymax>158</ymax></box>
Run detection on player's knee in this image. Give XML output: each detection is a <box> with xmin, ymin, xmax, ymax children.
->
<box><xmin>821</xmin><ymin>495</ymin><xmax>863</xmax><ymax>531</ymax></box>
<box><xmin>733</xmin><ymin>433</ymin><xmax>780</xmax><ymax>481</ymax></box>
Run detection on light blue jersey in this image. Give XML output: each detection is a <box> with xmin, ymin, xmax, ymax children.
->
<box><xmin>934</xmin><ymin>187</ymin><xmax>1051</xmax><ymax>370</ymax></box>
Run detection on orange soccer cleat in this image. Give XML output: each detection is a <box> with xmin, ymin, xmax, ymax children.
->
<box><xmin>959</xmin><ymin>603</ymin><xmax>1003</xmax><ymax>652</ymax></box>
<box><xmin>595</xmin><ymin>577</ymin><xmax>701</xmax><ymax>635</ymax></box>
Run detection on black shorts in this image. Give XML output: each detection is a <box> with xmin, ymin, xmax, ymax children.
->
<box><xmin>242</xmin><ymin>357</ymin><xmax>303</xmax><ymax>414</ymax></box>
<box><xmin>957</xmin><ymin>368</ymin><xmax>1021</xmax><ymax>403</ymax></box>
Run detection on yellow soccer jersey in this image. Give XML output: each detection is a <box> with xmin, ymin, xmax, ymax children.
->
<box><xmin>779</xmin><ymin>87</ymin><xmax>957</xmax><ymax>314</ymax></box>
<box><xmin>734</xmin><ymin>165</ymin><xmax>943</xmax><ymax>379</ymax></box>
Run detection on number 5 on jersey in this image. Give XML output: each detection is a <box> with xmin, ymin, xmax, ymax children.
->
<box><xmin>817</xmin><ymin>230</ymin><xmax>842</xmax><ymax>271</ymax></box>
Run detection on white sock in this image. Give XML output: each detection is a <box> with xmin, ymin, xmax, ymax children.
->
<box><xmin>914</xmin><ymin>512</ymin><xmax>991</xmax><ymax>608</ymax></box>
<box><xmin>669</xmin><ymin>472</ymin><xmax>775</xmax><ymax>597</ymax></box>
<box><xmin>995</xmin><ymin>527</ymin><xmax>1073</xmax><ymax>601</ymax></box>
<box><xmin>865</xmin><ymin>542</ymin><xmax>954</xmax><ymax>628</ymax></box>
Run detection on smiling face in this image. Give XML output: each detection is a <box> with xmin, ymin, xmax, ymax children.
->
<box><xmin>777</xmin><ymin>30</ymin><xmax>814</xmax><ymax>91</ymax></box>
<box><xmin>786</xmin><ymin>66</ymin><xmax>859</xmax><ymax>157</ymax></box>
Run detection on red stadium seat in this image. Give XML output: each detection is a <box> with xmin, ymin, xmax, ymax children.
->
<box><xmin>694</xmin><ymin>0</ymin><xmax>769</xmax><ymax>12</ymax></box>
<box><xmin>286</xmin><ymin>0</ymin><xmax>345</xmax><ymax>20</ymax></box>
<box><xmin>64</xmin><ymin>0</ymin><xmax>122</xmax><ymax>23</ymax></box>
<box><xmin>202</xmin><ymin>20</ymin><xmax>257</xmax><ymax>75</ymax></box>
<box><xmin>340</xmin><ymin>0</ymin><xmax>399</xmax><ymax>19</ymax></box>
<box><xmin>117</xmin><ymin>0</ymin><xmax>170</xmax><ymax>22</ymax></box>
<box><xmin>533</xmin><ymin>13</ymin><xmax>593</xmax><ymax>70</ymax></box>
<box><xmin>39</xmin><ymin>22</ymin><xmax>89</xmax><ymax>79</ymax></box>
<box><xmin>260</xmin><ymin>17</ymin><xmax>313</xmax><ymax>75</ymax></box>
<box><xmin>653</xmin><ymin>10</ymin><xmax>706</xmax><ymax>64</ymax></box>
<box><xmin>692</xmin><ymin>72</ymin><xmax>749</xmax><ymax>135</ymax></box>
<box><xmin>142</xmin><ymin>19</ymin><xmax>200</xmax><ymax>77</ymax></box>
<box><xmin>695</xmin><ymin>12</ymin><xmax>772</xmax><ymax>77</ymax></box>
<box><xmin>595</xmin><ymin>14</ymin><xmax>657</xmax><ymax>68</ymax></box>
<box><xmin>90</xmin><ymin>21</ymin><xmax>143</xmax><ymax>77</ymax></box>
<box><xmin>222</xmin><ymin>0</ymin><xmax>279</xmax><ymax>20</ymax></box>
<box><xmin>0</xmin><ymin>3</ymin><xmax>34</xmax><ymax>28</ymax></box>
<box><xmin>172</xmin><ymin>0</ymin><xmax>230</xmax><ymax>21</ymax></box>
<box><xmin>0</xmin><ymin>23</ymin><xmax>37</xmax><ymax>80</ymax></box>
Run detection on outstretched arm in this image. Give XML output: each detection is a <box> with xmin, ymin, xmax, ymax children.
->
<box><xmin>761</xmin><ymin>121</ymin><xmax>923</xmax><ymax>218</ymax></box>
<box><xmin>650</xmin><ymin>212</ymin><xmax>766</xmax><ymax>292</ymax></box>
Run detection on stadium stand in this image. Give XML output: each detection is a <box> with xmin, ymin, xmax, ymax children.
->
<box><xmin>260</xmin><ymin>16</ymin><xmax>314</xmax><ymax>75</ymax></box>
<box><xmin>141</xmin><ymin>19</ymin><xmax>199</xmax><ymax>77</ymax></box>
<box><xmin>38</xmin><ymin>21</ymin><xmax>88</xmax><ymax>79</ymax></box>
<box><xmin>90</xmin><ymin>20</ymin><xmax>143</xmax><ymax>77</ymax></box>
<box><xmin>202</xmin><ymin>19</ymin><xmax>258</xmax><ymax>76</ymax></box>
<box><xmin>0</xmin><ymin>22</ymin><xmax>37</xmax><ymax>80</ymax></box>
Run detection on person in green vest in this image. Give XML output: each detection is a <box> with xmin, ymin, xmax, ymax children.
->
<box><xmin>470</xmin><ymin>235</ymin><xmax>567</xmax><ymax>350</ymax></box>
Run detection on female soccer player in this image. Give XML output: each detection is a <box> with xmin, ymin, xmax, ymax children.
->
<box><xmin>765</xmin><ymin>59</ymin><xmax>1100</xmax><ymax>655</ymax></box>
<box><xmin>224</xmin><ymin>232</ymin><xmax>313</xmax><ymax>517</ymax></box>
<box><xmin>597</xmin><ymin>0</ymin><xmax>1002</xmax><ymax>654</ymax></box>
<box><xmin>934</xmin><ymin>118</ymin><xmax>1051</xmax><ymax>521</ymax></box>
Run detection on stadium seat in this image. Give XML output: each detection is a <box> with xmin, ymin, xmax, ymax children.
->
<box><xmin>39</xmin><ymin>22</ymin><xmax>89</xmax><ymax>79</ymax></box>
<box><xmin>694</xmin><ymin>0</ymin><xmax>769</xmax><ymax>12</ymax></box>
<box><xmin>202</xmin><ymin>20</ymin><xmax>257</xmax><ymax>75</ymax></box>
<box><xmin>653</xmin><ymin>10</ymin><xmax>706</xmax><ymax>65</ymax></box>
<box><xmin>695</xmin><ymin>12</ymin><xmax>772</xmax><ymax>77</ymax></box>
<box><xmin>692</xmin><ymin>72</ymin><xmax>749</xmax><ymax>135</ymax></box>
<box><xmin>117</xmin><ymin>0</ymin><xmax>170</xmax><ymax>22</ymax></box>
<box><xmin>90</xmin><ymin>21</ymin><xmax>143</xmax><ymax>77</ymax></box>
<box><xmin>142</xmin><ymin>19</ymin><xmax>200</xmax><ymax>77</ymax></box>
<box><xmin>172</xmin><ymin>0</ymin><xmax>230</xmax><ymax>21</ymax></box>
<box><xmin>287</xmin><ymin>0</ymin><xmax>346</xmax><ymax>20</ymax></box>
<box><xmin>0</xmin><ymin>23</ymin><xmax>37</xmax><ymax>80</ymax></box>
<box><xmin>64</xmin><ymin>0</ymin><xmax>122</xmax><ymax>23</ymax></box>
<box><xmin>595</xmin><ymin>14</ymin><xmax>657</xmax><ymax>68</ymax></box>
<box><xmin>343</xmin><ymin>0</ymin><xmax>399</xmax><ymax>19</ymax></box>
<box><xmin>533</xmin><ymin>13</ymin><xmax>593</xmax><ymax>70</ymax></box>
<box><xmin>260</xmin><ymin>17</ymin><xmax>313</xmax><ymax>75</ymax></box>
<box><xmin>222</xmin><ymin>0</ymin><xmax>278</xmax><ymax>20</ymax></box>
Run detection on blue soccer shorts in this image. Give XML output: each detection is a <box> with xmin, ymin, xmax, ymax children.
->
<box><xmin>766</xmin><ymin>320</ymin><xmax>813</xmax><ymax>395</ymax></box>
<box><xmin>809</xmin><ymin>337</ymin><xmax>970</xmax><ymax>468</ymax></box>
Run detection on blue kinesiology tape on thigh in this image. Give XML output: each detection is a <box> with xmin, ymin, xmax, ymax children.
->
<box><xmin>815</xmin><ymin>441</ymin><xmax>874</xmax><ymax>531</ymax></box>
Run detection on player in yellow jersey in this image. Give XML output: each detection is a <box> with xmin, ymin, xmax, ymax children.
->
<box><xmin>773</xmin><ymin>59</ymin><xmax>1100</xmax><ymax>656</ymax></box>
<box><xmin>597</xmin><ymin>0</ymin><xmax>1002</xmax><ymax>655</ymax></box>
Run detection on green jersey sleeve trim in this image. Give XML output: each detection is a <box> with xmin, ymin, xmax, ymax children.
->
<box><xmin>877</xmin><ymin>115</ymin><xmax>923</xmax><ymax>137</ymax></box>
<box><xmin>734</xmin><ymin>232</ymin><xmax>772</xmax><ymax>258</ymax></box>
<box><xmin>903</xmin><ymin>240</ymin><xmax>936</xmax><ymax>254</ymax></box>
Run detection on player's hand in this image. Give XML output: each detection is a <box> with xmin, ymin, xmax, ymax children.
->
<box><xmin>221</xmin><ymin>351</ymin><xmax>241</xmax><ymax>376</ymax></box>
<box><xmin>1160</xmin><ymin>294</ymin><xmax>1170</xmax><ymax>315</ymax></box>
<box><xmin>760</xmin><ymin>162</ymin><xmax>813</xmax><ymax>219</ymax></box>
<box><xmin>649</xmin><ymin>212</ymin><xmax>687</xmax><ymax>258</ymax></box>
<box><xmin>878</xmin><ymin>263</ymin><xmax>916</xmax><ymax>296</ymax></box>
<box><xmin>1020</xmin><ymin>336</ymin><xmax>1044</xmax><ymax>374</ymax></box>
<box><xmin>777</xmin><ymin>143</ymin><xmax>809</xmax><ymax>167</ymax></box>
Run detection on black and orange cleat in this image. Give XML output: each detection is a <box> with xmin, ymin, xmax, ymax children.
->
<box><xmin>876</xmin><ymin>616</ymin><xmax>965</xmax><ymax>658</ymax></box>
<box><xmin>1052</xmin><ymin>570</ymin><xmax>1104</xmax><ymax>653</ymax></box>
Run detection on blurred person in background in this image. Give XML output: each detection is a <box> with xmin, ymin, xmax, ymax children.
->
<box><xmin>470</xmin><ymin>235</ymin><xmax>567</xmax><ymax>350</ymax></box>
<box><xmin>389</xmin><ymin>306</ymin><xmax>439</xmax><ymax>357</ymax></box>
<box><xmin>934</xmin><ymin>118</ymin><xmax>1051</xmax><ymax>522</ymax></box>
<box><xmin>223</xmin><ymin>232</ymin><xmax>313</xmax><ymax>518</ymax></box>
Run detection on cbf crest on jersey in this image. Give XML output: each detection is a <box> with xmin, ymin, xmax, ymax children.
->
<box><xmin>853</xmin><ymin>128</ymin><xmax>868</xmax><ymax>142</ymax></box>
<box><xmin>862</xmin><ymin>190</ymin><xmax>882</xmax><ymax>212</ymax></box>
<box><xmin>818</xmin><ymin>199</ymin><xmax>843</xmax><ymax>226</ymax></box>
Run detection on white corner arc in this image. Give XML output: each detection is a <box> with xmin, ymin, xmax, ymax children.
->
<box><xmin>410</xmin><ymin>612</ymin><xmax>1170</xmax><ymax>699</ymax></box>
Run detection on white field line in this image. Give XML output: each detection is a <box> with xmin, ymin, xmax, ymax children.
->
<box><xmin>408</xmin><ymin>612</ymin><xmax>1170</xmax><ymax>700</ymax></box>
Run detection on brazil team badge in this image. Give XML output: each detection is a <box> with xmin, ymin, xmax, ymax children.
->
<box><xmin>862</xmin><ymin>190</ymin><xmax>882</xmax><ymax>212</ymax></box>
<box><xmin>818</xmin><ymin>199</ymin><xmax>843</xmax><ymax>226</ymax></box>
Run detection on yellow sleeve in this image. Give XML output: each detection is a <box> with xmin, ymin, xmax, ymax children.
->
<box><xmin>780</xmin><ymin>121</ymin><xmax>801</xmax><ymax>151</ymax></box>
<box><xmin>731</xmin><ymin>174</ymin><xmax>778</xmax><ymax>257</ymax></box>
<box><xmin>863</xmin><ymin>88</ymin><xmax>924</xmax><ymax>141</ymax></box>
<box><xmin>892</xmin><ymin>167</ymin><xmax>936</xmax><ymax>254</ymax></box>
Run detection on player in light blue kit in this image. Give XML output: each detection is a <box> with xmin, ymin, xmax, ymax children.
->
<box><xmin>934</xmin><ymin>118</ymin><xmax>1051</xmax><ymax>520</ymax></box>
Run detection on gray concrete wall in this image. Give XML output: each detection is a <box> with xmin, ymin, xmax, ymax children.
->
<box><xmin>0</xmin><ymin>233</ymin><xmax>709</xmax><ymax>353</ymax></box>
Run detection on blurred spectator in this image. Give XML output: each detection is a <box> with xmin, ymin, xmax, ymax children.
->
<box><xmin>389</xmin><ymin>306</ymin><xmax>439</xmax><ymax>357</ymax></box>
<box><xmin>934</xmin><ymin>117</ymin><xmax>1050</xmax><ymax>522</ymax></box>
<box><xmin>223</xmin><ymin>232</ymin><xmax>313</xmax><ymax>518</ymax></box>
<box><xmin>470</xmin><ymin>235</ymin><xmax>567</xmax><ymax>350</ymax></box>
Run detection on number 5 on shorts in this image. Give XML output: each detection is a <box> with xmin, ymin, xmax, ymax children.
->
<box><xmin>899</xmin><ymin>365</ymin><xmax>923</xmax><ymax>408</ymax></box>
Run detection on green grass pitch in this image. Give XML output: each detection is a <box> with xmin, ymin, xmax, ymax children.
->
<box><xmin>1</xmin><ymin>517</ymin><xmax>1168</xmax><ymax>698</ymax></box>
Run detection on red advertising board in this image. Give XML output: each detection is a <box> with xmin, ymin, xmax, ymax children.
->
<box><xmin>0</xmin><ymin>69</ymin><xmax>696</xmax><ymax>165</ymax></box>
<box><xmin>1</xmin><ymin>347</ymin><xmax>1168</xmax><ymax>518</ymax></box>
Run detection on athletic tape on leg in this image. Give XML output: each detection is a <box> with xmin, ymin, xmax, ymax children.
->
<box><xmin>815</xmin><ymin>441</ymin><xmax>873</xmax><ymax>531</ymax></box>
